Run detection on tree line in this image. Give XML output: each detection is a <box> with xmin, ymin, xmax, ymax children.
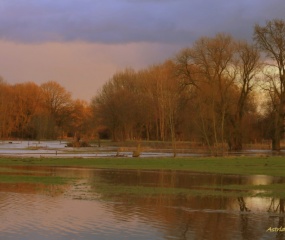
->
<box><xmin>0</xmin><ymin>80</ymin><xmax>93</xmax><ymax>141</ymax></box>
<box><xmin>92</xmin><ymin>19</ymin><xmax>285</xmax><ymax>152</ymax></box>
<box><xmin>1</xmin><ymin>19</ymin><xmax>285</xmax><ymax>151</ymax></box>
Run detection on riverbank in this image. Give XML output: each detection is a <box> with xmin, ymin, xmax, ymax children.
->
<box><xmin>0</xmin><ymin>156</ymin><xmax>284</xmax><ymax>177</ymax></box>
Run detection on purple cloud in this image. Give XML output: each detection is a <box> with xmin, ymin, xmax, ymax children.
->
<box><xmin>0</xmin><ymin>0</ymin><xmax>284</xmax><ymax>44</ymax></box>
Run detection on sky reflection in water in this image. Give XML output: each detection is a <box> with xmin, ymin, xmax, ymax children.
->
<box><xmin>0</xmin><ymin>167</ymin><xmax>284</xmax><ymax>240</ymax></box>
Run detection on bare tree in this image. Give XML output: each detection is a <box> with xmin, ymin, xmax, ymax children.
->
<box><xmin>92</xmin><ymin>69</ymin><xmax>143</xmax><ymax>141</ymax></box>
<box><xmin>176</xmin><ymin>34</ymin><xmax>260</xmax><ymax>152</ymax></box>
<box><xmin>228</xmin><ymin>42</ymin><xmax>261</xmax><ymax>150</ymax></box>
<box><xmin>41</xmin><ymin>81</ymin><xmax>73</xmax><ymax>138</ymax></box>
<box><xmin>254</xmin><ymin>19</ymin><xmax>285</xmax><ymax>150</ymax></box>
<box><xmin>176</xmin><ymin>34</ymin><xmax>237</xmax><ymax>154</ymax></box>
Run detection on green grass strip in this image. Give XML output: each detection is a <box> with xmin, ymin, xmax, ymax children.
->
<box><xmin>0</xmin><ymin>156</ymin><xmax>284</xmax><ymax>177</ymax></box>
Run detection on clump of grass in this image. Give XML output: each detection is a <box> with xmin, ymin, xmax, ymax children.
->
<box><xmin>132</xmin><ymin>143</ymin><xmax>141</xmax><ymax>157</ymax></box>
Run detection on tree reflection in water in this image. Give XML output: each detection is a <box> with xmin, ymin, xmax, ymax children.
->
<box><xmin>237</xmin><ymin>197</ymin><xmax>253</xmax><ymax>240</ymax></box>
<box><xmin>2</xmin><ymin>167</ymin><xmax>285</xmax><ymax>239</ymax></box>
<box><xmin>238</xmin><ymin>197</ymin><xmax>251</xmax><ymax>212</ymax></box>
<box><xmin>267</xmin><ymin>198</ymin><xmax>285</xmax><ymax>240</ymax></box>
<box><xmin>92</xmin><ymin>169</ymin><xmax>285</xmax><ymax>239</ymax></box>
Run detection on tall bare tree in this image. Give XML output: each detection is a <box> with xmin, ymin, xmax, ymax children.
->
<box><xmin>227</xmin><ymin>42</ymin><xmax>261</xmax><ymax>150</ymax></box>
<box><xmin>92</xmin><ymin>69</ymin><xmax>143</xmax><ymax>141</ymax></box>
<box><xmin>176</xmin><ymin>34</ymin><xmax>237</xmax><ymax>154</ymax></box>
<box><xmin>254</xmin><ymin>19</ymin><xmax>285</xmax><ymax>150</ymax></box>
<box><xmin>41</xmin><ymin>81</ymin><xmax>73</xmax><ymax>138</ymax></box>
<box><xmin>176</xmin><ymin>34</ymin><xmax>260</xmax><ymax>152</ymax></box>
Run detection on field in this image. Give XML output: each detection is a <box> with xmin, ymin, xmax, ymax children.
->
<box><xmin>0</xmin><ymin>155</ymin><xmax>284</xmax><ymax>176</ymax></box>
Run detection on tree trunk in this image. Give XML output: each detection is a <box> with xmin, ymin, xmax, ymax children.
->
<box><xmin>272</xmin><ymin>135</ymin><xmax>281</xmax><ymax>151</ymax></box>
<box><xmin>229</xmin><ymin>117</ymin><xmax>243</xmax><ymax>151</ymax></box>
<box><xmin>272</xmin><ymin>110</ymin><xmax>283</xmax><ymax>151</ymax></box>
<box><xmin>230</xmin><ymin>130</ymin><xmax>243</xmax><ymax>151</ymax></box>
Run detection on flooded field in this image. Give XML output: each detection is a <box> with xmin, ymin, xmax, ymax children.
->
<box><xmin>0</xmin><ymin>166</ymin><xmax>284</xmax><ymax>240</ymax></box>
<box><xmin>1</xmin><ymin>140</ymin><xmax>284</xmax><ymax>158</ymax></box>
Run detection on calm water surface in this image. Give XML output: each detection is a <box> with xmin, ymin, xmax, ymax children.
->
<box><xmin>0</xmin><ymin>167</ymin><xmax>285</xmax><ymax>240</ymax></box>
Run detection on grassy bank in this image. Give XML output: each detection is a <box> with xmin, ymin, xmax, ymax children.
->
<box><xmin>0</xmin><ymin>156</ymin><xmax>284</xmax><ymax>177</ymax></box>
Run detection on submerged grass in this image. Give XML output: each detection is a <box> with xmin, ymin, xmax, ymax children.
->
<box><xmin>93</xmin><ymin>181</ymin><xmax>285</xmax><ymax>199</ymax></box>
<box><xmin>0</xmin><ymin>174</ymin><xmax>70</xmax><ymax>185</ymax></box>
<box><xmin>94</xmin><ymin>182</ymin><xmax>285</xmax><ymax>199</ymax></box>
<box><xmin>1</xmin><ymin>156</ymin><xmax>285</xmax><ymax>198</ymax></box>
<box><xmin>0</xmin><ymin>165</ymin><xmax>73</xmax><ymax>185</ymax></box>
<box><xmin>94</xmin><ymin>183</ymin><xmax>251</xmax><ymax>198</ymax></box>
<box><xmin>201</xmin><ymin>183</ymin><xmax>285</xmax><ymax>198</ymax></box>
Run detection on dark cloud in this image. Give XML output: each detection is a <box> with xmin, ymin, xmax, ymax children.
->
<box><xmin>0</xmin><ymin>0</ymin><xmax>285</xmax><ymax>44</ymax></box>
<box><xmin>1</xmin><ymin>0</ymin><xmax>285</xmax><ymax>101</ymax></box>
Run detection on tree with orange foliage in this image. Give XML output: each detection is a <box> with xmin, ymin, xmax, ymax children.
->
<box><xmin>69</xmin><ymin>99</ymin><xmax>94</xmax><ymax>143</ymax></box>
<box><xmin>0</xmin><ymin>80</ymin><xmax>15</xmax><ymax>138</ymax></box>
<box><xmin>12</xmin><ymin>82</ymin><xmax>42</xmax><ymax>138</ymax></box>
<box><xmin>40</xmin><ymin>81</ymin><xmax>73</xmax><ymax>138</ymax></box>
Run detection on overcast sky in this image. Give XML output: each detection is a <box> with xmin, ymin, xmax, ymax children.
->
<box><xmin>0</xmin><ymin>0</ymin><xmax>285</xmax><ymax>101</ymax></box>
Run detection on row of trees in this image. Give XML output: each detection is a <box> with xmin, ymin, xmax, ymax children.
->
<box><xmin>92</xmin><ymin>19</ymin><xmax>285</xmax><ymax>151</ymax></box>
<box><xmin>1</xmin><ymin>19</ymin><xmax>284</xmax><ymax>151</ymax></box>
<box><xmin>92</xmin><ymin>58</ymin><xmax>261</xmax><ymax>153</ymax></box>
<box><xmin>0</xmin><ymin>80</ymin><xmax>93</xmax><ymax>141</ymax></box>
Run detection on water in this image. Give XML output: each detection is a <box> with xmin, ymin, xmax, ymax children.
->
<box><xmin>0</xmin><ymin>167</ymin><xmax>284</xmax><ymax>239</ymax></box>
<box><xmin>2</xmin><ymin>140</ymin><xmax>285</xmax><ymax>158</ymax></box>
<box><xmin>0</xmin><ymin>193</ymin><xmax>161</xmax><ymax>240</ymax></box>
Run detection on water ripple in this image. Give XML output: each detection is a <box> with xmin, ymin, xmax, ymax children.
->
<box><xmin>0</xmin><ymin>167</ymin><xmax>281</xmax><ymax>240</ymax></box>
<box><xmin>0</xmin><ymin>192</ymin><xmax>165</xmax><ymax>240</ymax></box>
